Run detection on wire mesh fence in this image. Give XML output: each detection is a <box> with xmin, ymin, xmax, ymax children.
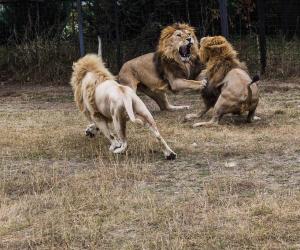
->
<box><xmin>0</xmin><ymin>0</ymin><xmax>299</xmax><ymax>83</ymax></box>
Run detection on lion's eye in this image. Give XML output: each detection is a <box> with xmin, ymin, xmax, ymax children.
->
<box><xmin>176</xmin><ymin>34</ymin><xmax>182</xmax><ymax>37</ymax></box>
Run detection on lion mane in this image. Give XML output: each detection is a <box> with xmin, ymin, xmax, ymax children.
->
<box><xmin>154</xmin><ymin>23</ymin><xmax>202</xmax><ymax>83</ymax></box>
<box><xmin>199</xmin><ymin>36</ymin><xmax>249</xmax><ymax>107</ymax></box>
<box><xmin>70</xmin><ymin>54</ymin><xmax>114</xmax><ymax>114</ymax></box>
<box><xmin>199</xmin><ymin>36</ymin><xmax>247</xmax><ymax>87</ymax></box>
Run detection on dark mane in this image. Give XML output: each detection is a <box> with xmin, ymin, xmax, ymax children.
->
<box><xmin>153</xmin><ymin>52</ymin><xmax>203</xmax><ymax>82</ymax></box>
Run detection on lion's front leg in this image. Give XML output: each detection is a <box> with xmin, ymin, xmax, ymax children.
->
<box><xmin>169</xmin><ymin>78</ymin><xmax>207</xmax><ymax>92</ymax></box>
<box><xmin>139</xmin><ymin>86</ymin><xmax>189</xmax><ymax>111</ymax></box>
<box><xmin>165</xmin><ymin>79</ymin><xmax>207</xmax><ymax>110</ymax></box>
<box><xmin>161</xmin><ymin>94</ymin><xmax>189</xmax><ymax>110</ymax></box>
<box><xmin>166</xmin><ymin>103</ymin><xmax>190</xmax><ymax>110</ymax></box>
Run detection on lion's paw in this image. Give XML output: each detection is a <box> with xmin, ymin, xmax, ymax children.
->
<box><xmin>199</xmin><ymin>79</ymin><xmax>207</xmax><ymax>90</ymax></box>
<box><xmin>109</xmin><ymin>140</ymin><xmax>122</xmax><ymax>151</ymax></box>
<box><xmin>113</xmin><ymin>142</ymin><xmax>127</xmax><ymax>154</ymax></box>
<box><xmin>85</xmin><ymin>124</ymin><xmax>99</xmax><ymax>138</ymax></box>
<box><xmin>165</xmin><ymin>151</ymin><xmax>177</xmax><ymax>160</ymax></box>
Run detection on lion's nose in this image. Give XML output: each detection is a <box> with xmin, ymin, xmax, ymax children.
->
<box><xmin>186</xmin><ymin>37</ymin><xmax>192</xmax><ymax>43</ymax></box>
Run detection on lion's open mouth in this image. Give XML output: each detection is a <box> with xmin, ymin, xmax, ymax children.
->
<box><xmin>179</xmin><ymin>44</ymin><xmax>192</xmax><ymax>59</ymax></box>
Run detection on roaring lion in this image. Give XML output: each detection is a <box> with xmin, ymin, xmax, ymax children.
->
<box><xmin>185</xmin><ymin>36</ymin><xmax>260</xmax><ymax>126</ymax></box>
<box><xmin>118</xmin><ymin>23</ymin><xmax>206</xmax><ymax>111</ymax></box>
<box><xmin>70</xmin><ymin>54</ymin><xmax>176</xmax><ymax>159</ymax></box>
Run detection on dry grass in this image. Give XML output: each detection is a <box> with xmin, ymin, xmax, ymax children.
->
<box><xmin>0</xmin><ymin>80</ymin><xmax>300</xmax><ymax>249</ymax></box>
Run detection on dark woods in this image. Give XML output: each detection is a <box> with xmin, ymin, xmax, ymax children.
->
<box><xmin>1</xmin><ymin>0</ymin><xmax>299</xmax><ymax>42</ymax></box>
<box><xmin>0</xmin><ymin>0</ymin><xmax>299</xmax><ymax>82</ymax></box>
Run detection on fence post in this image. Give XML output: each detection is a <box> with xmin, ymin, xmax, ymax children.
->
<box><xmin>218</xmin><ymin>0</ymin><xmax>229</xmax><ymax>38</ymax></box>
<box><xmin>77</xmin><ymin>0</ymin><xmax>85</xmax><ymax>57</ymax></box>
<box><xmin>257</xmin><ymin>0</ymin><xmax>267</xmax><ymax>74</ymax></box>
<box><xmin>185</xmin><ymin>0</ymin><xmax>190</xmax><ymax>24</ymax></box>
<box><xmin>114</xmin><ymin>0</ymin><xmax>121</xmax><ymax>71</ymax></box>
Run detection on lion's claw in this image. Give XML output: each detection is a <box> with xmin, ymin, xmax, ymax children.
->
<box><xmin>199</xmin><ymin>79</ymin><xmax>207</xmax><ymax>90</ymax></box>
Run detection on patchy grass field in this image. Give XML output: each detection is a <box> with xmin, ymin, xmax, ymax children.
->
<box><xmin>0</xmin><ymin>79</ymin><xmax>300</xmax><ymax>249</ymax></box>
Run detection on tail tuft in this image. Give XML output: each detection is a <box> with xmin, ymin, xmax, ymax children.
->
<box><xmin>249</xmin><ymin>75</ymin><xmax>260</xmax><ymax>85</ymax></box>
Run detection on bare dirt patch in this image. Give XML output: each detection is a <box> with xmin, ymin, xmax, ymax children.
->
<box><xmin>0</xmin><ymin>79</ymin><xmax>300</xmax><ymax>249</ymax></box>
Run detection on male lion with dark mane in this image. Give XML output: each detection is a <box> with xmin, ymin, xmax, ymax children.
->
<box><xmin>118</xmin><ymin>23</ymin><xmax>206</xmax><ymax>111</ymax></box>
<box><xmin>185</xmin><ymin>36</ymin><xmax>260</xmax><ymax>127</ymax></box>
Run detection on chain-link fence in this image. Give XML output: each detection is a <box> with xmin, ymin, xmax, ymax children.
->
<box><xmin>0</xmin><ymin>0</ymin><xmax>299</xmax><ymax>83</ymax></box>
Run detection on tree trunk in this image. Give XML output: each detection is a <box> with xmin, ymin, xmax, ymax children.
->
<box><xmin>114</xmin><ymin>0</ymin><xmax>121</xmax><ymax>71</ymax></box>
<box><xmin>218</xmin><ymin>0</ymin><xmax>229</xmax><ymax>38</ymax></box>
<box><xmin>281</xmin><ymin>0</ymin><xmax>298</xmax><ymax>40</ymax></box>
<box><xmin>77</xmin><ymin>0</ymin><xmax>85</xmax><ymax>57</ymax></box>
<box><xmin>185</xmin><ymin>0</ymin><xmax>190</xmax><ymax>24</ymax></box>
<box><xmin>257</xmin><ymin>0</ymin><xmax>267</xmax><ymax>74</ymax></box>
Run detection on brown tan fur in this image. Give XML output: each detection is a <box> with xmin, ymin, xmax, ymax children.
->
<box><xmin>118</xmin><ymin>23</ymin><xmax>206</xmax><ymax>111</ymax></box>
<box><xmin>70</xmin><ymin>54</ymin><xmax>176</xmax><ymax>159</ymax></box>
<box><xmin>199</xmin><ymin>36</ymin><xmax>247</xmax><ymax>87</ymax></box>
<box><xmin>185</xmin><ymin>36</ymin><xmax>260</xmax><ymax>126</ymax></box>
<box><xmin>157</xmin><ymin>23</ymin><xmax>199</xmax><ymax>63</ymax></box>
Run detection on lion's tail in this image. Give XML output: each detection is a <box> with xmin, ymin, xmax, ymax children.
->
<box><xmin>122</xmin><ymin>95</ymin><xmax>136</xmax><ymax>122</ymax></box>
<box><xmin>248</xmin><ymin>75</ymin><xmax>260</xmax><ymax>86</ymax></box>
<box><xmin>70</xmin><ymin>54</ymin><xmax>114</xmax><ymax>112</ymax></box>
<box><xmin>123</xmin><ymin>94</ymin><xmax>144</xmax><ymax>125</ymax></box>
<box><xmin>244</xmin><ymin>75</ymin><xmax>259</xmax><ymax>112</ymax></box>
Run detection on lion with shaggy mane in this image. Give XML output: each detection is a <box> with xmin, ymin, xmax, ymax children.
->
<box><xmin>118</xmin><ymin>23</ymin><xmax>206</xmax><ymax>111</ymax></box>
<box><xmin>185</xmin><ymin>36</ymin><xmax>260</xmax><ymax>126</ymax></box>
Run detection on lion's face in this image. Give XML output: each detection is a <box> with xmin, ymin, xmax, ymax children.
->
<box><xmin>158</xmin><ymin>23</ymin><xmax>198</xmax><ymax>63</ymax></box>
<box><xmin>172</xmin><ymin>29</ymin><xmax>196</xmax><ymax>62</ymax></box>
<box><xmin>199</xmin><ymin>36</ymin><xmax>237</xmax><ymax>64</ymax></box>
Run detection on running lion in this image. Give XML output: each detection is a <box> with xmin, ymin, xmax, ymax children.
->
<box><xmin>70</xmin><ymin>54</ymin><xmax>176</xmax><ymax>159</ymax></box>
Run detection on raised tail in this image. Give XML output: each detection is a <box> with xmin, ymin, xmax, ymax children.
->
<box><xmin>249</xmin><ymin>75</ymin><xmax>260</xmax><ymax>85</ymax></box>
<box><xmin>97</xmin><ymin>36</ymin><xmax>102</xmax><ymax>57</ymax></box>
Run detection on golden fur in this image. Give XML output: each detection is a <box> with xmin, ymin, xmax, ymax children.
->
<box><xmin>70</xmin><ymin>54</ymin><xmax>176</xmax><ymax>159</ymax></box>
<box><xmin>157</xmin><ymin>23</ymin><xmax>199</xmax><ymax>63</ymax></box>
<box><xmin>70</xmin><ymin>54</ymin><xmax>114</xmax><ymax>114</ymax></box>
<box><xmin>199</xmin><ymin>36</ymin><xmax>247</xmax><ymax>87</ymax></box>
<box><xmin>118</xmin><ymin>23</ymin><xmax>204</xmax><ymax>111</ymax></box>
<box><xmin>185</xmin><ymin>36</ymin><xmax>260</xmax><ymax>126</ymax></box>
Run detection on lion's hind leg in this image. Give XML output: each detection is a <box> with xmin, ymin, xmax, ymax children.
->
<box><xmin>132</xmin><ymin>96</ymin><xmax>177</xmax><ymax>159</ymax></box>
<box><xmin>111</xmin><ymin>112</ymin><xmax>128</xmax><ymax>154</ymax></box>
